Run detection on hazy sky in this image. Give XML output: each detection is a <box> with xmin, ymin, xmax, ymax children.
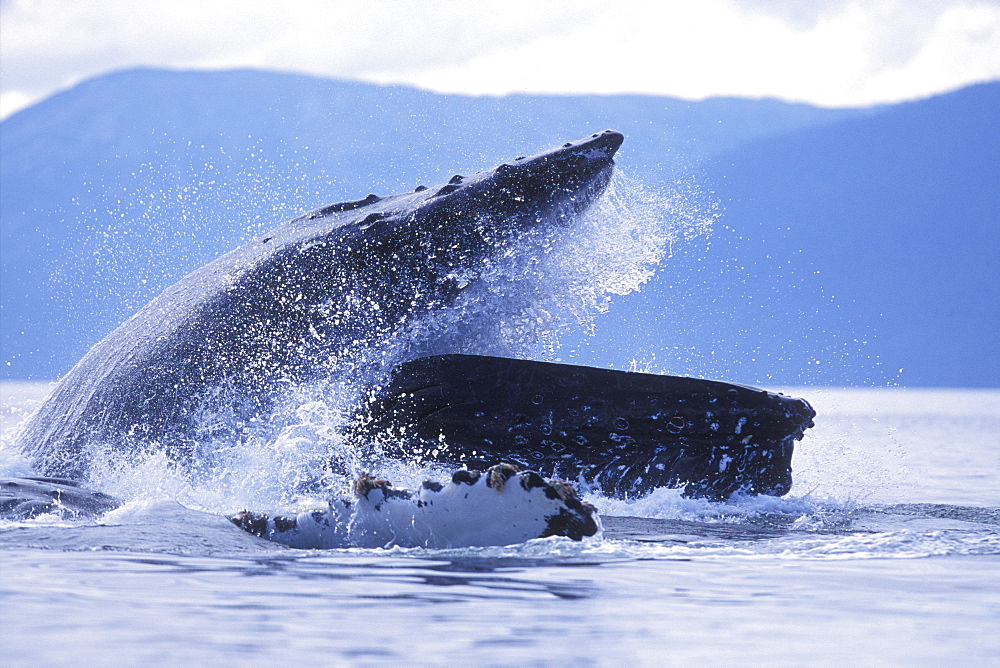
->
<box><xmin>2</xmin><ymin>0</ymin><xmax>999</xmax><ymax>118</ymax></box>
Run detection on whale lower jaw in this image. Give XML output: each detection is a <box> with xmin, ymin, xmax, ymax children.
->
<box><xmin>349</xmin><ymin>354</ymin><xmax>816</xmax><ymax>501</ymax></box>
<box><xmin>230</xmin><ymin>464</ymin><xmax>599</xmax><ymax>549</ymax></box>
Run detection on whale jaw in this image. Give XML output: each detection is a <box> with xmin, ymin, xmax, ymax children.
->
<box><xmin>348</xmin><ymin>354</ymin><xmax>815</xmax><ymax>501</ymax></box>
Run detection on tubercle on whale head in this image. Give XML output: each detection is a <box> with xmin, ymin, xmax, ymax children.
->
<box><xmin>426</xmin><ymin>129</ymin><xmax>624</xmax><ymax>200</ymax></box>
<box><xmin>482</xmin><ymin>129</ymin><xmax>623</xmax><ymax>199</ymax></box>
<box><xmin>416</xmin><ymin>129</ymin><xmax>625</xmax><ymax>235</ymax></box>
<box><xmin>289</xmin><ymin>131</ymin><xmax>626</xmax><ymax>268</ymax></box>
<box><xmin>294</xmin><ymin>130</ymin><xmax>623</xmax><ymax>230</ymax></box>
<box><xmin>496</xmin><ymin>130</ymin><xmax>624</xmax><ymax>172</ymax></box>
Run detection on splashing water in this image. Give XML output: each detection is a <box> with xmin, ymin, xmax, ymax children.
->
<box><xmin>68</xmin><ymin>169</ymin><xmax>716</xmax><ymax>513</ymax></box>
<box><xmin>380</xmin><ymin>170</ymin><xmax>708</xmax><ymax>363</ymax></box>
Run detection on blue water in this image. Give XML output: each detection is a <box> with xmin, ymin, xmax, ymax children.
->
<box><xmin>2</xmin><ymin>384</ymin><xmax>998</xmax><ymax>665</ymax></box>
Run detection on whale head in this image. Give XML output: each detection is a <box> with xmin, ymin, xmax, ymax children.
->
<box><xmin>284</xmin><ymin>129</ymin><xmax>624</xmax><ymax>260</ymax></box>
<box><xmin>414</xmin><ymin>128</ymin><xmax>625</xmax><ymax>235</ymax></box>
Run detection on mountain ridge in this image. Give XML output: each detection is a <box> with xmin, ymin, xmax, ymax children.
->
<box><xmin>2</xmin><ymin>68</ymin><xmax>996</xmax><ymax>385</ymax></box>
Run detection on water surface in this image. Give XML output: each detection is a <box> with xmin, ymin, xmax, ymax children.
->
<box><xmin>2</xmin><ymin>385</ymin><xmax>998</xmax><ymax>665</ymax></box>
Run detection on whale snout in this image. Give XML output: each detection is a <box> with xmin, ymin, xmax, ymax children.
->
<box><xmin>559</xmin><ymin>130</ymin><xmax>624</xmax><ymax>163</ymax></box>
<box><xmin>585</xmin><ymin>130</ymin><xmax>625</xmax><ymax>157</ymax></box>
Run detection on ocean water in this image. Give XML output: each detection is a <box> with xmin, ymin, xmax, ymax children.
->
<box><xmin>2</xmin><ymin>383</ymin><xmax>998</xmax><ymax>666</ymax></box>
<box><xmin>1</xmin><ymin>161</ymin><xmax>997</xmax><ymax>665</ymax></box>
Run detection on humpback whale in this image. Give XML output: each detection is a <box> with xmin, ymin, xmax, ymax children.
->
<box><xmin>8</xmin><ymin>130</ymin><xmax>815</xmax><ymax>546</ymax></box>
<box><xmin>15</xmin><ymin>131</ymin><xmax>625</xmax><ymax>481</ymax></box>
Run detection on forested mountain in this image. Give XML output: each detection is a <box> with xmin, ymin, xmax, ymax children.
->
<box><xmin>2</xmin><ymin>68</ymin><xmax>996</xmax><ymax>385</ymax></box>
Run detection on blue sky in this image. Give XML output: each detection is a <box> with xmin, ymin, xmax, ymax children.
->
<box><xmin>2</xmin><ymin>0</ymin><xmax>999</xmax><ymax>118</ymax></box>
